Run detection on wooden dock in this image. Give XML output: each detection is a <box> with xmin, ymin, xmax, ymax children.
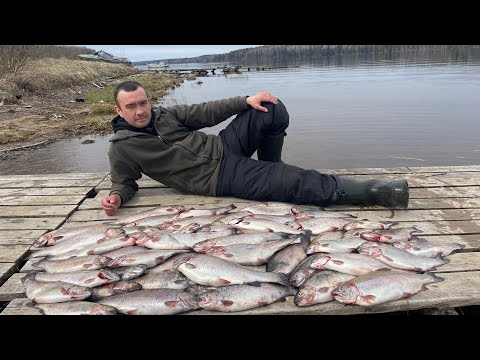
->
<box><xmin>1</xmin><ymin>165</ymin><xmax>479</xmax><ymax>315</ymax></box>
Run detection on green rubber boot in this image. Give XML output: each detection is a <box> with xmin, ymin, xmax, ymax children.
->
<box><xmin>332</xmin><ymin>176</ymin><xmax>409</xmax><ymax>208</ymax></box>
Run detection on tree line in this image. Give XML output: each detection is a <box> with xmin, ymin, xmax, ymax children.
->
<box><xmin>162</xmin><ymin>45</ymin><xmax>480</xmax><ymax>66</ymax></box>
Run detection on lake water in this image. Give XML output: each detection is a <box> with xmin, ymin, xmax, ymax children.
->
<box><xmin>2</xmin><ymin>56</ymin><xmax>480</xmax><ymax>174</ymax></box>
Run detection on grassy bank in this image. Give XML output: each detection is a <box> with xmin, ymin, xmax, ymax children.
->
<box><xmin>0</xmin><ymin>58</ymin><xmax>183</xmax><ymax>146</ymax></box>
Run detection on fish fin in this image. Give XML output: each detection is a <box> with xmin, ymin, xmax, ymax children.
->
<box><xmin>21</xmin><ymin>271</ymin><xmax>39</xmax><ymax>284</ymax></box>
<box><xmin>319</xmin><ymin>287</ymin><xmax>330</xmax><ymax>293</ymax></box>
<box><xmin>165</xmin><ymin>301</ymin><xmax>180</xmax><ymax>308</ymax></box>
<box><xmin>84</xmin><ymin>279</ymin><xmax>94</xmax><ymax>284</ymax></box>
<box><xmin>414</xmin><ymin>267</ymin><xmax>424</xmax><ymax>272</ymax></box>
<box><xmin>127</xmin><ymin>310</ymin><xmax>139</xmax><ymax>315</ymax></box>
<box><xmin>411</xmin><ymin>245</ymin><xmax>422</xmax><ymax>251</ymax></box>
<box><xmin>382</xmin><ymin>256</ymin><xmax>394</xmax><ymax>262</ymax></box>
<box><xmin>277</xmin><ymin>297</ymin><xmax>288</xmax><ymax>303</ymax></box>
<box><xmin>26</xmin><ymin>301</ymin><xmax>43</xmax><ymax>313</ymax></box>
<box><xmin>332</xmin><ymin>260</ymin><xmax>344</xmax><ymax>265</ymax></box>
<box><xmin>425</xmin><ymin>272</ymin><xmax>444</xmax><ymax>283</ymax></box>
<box><xmin>174</xmin><ymin>279</ymin><xmax>187</xmax><ymax>284</ymax></box>
<box><xmin>83</xmin><ymin>264</ymin><xmax>92</xmax><ymax>269</ymax></box>
<box><xmin>218</xmin><ymin>278</ymin><xmax>231</xmax><ymax>285</ymax></box>
<box><xmin>454</xmin><ymin>243</ymin><xmax>466</xmax><ymax>250</ymax></box>
<box><xmin>87</xmin><ymin>250</ymin><xmax>94</xmax><ymax>255</ymax></box>
<box><xmin>60</xmin><ymin>287</ymin><xmax>69</xmax><ymax>295</ymax></box>
<box><xmin>222</xmin><ymin>253</ymin><xmax>234</xmax><ymax>258</ymax></box>
<box><xmin>363</xmin><ymin>295</ymin><xmax>376</xmax><ymax>304</ymax></box>
<box><xmin>402</xmin><ymin>292</ymin><xmax>412</xmax><ymax>298</ymax></box>
<box><xmin>276</xmin><ymin>273</ymin><xmax>290</xmax><ymax>286</ymax></box>
<box><xmin>155</xmin><ymin>256</ymin><xmax>165</xmax><ymax>263</ymax></box>
<box><xmin>221</xmin><ymin>300</ymin><xmax>234</xmax><ymax>306</ymax></box>
<box><xmin>441</xmin><ymin>257</ymin><xmax>450</xmax><ymax>264</ymax></box>
<box><xmin>412</xmin><ymin>226</ymin><xmax>423</xmax><ymax>233</ymax></box>
<box><xmin>31</xmin><ymin>258</ymin><xmax>47</xmax><ymax>270</ymax></box>
<box><xmin>184</xmin><ymin>263</ymin><xmax>196</xmax><ymax>269</ymax></box>
<box><xmin>248</xmin><ymin>281</ymin><xmax>262</xmax><ymax>287</ymax></box>
<box><xmin>257</xmin><ymin>301</ymin><xmax>269</xmax><ymax>306</ymax></box>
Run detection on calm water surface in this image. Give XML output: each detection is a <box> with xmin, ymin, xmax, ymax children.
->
<box><xmin>2</xmin><ymin>58</ymin><xmax>480</xmax><ymax>174</ymax></box>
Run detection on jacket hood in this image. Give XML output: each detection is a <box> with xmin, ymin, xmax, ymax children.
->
<box><xmin>110</xmin><ymin>109</ymin><xmax>157</xmax><ymax>141</ymax></box>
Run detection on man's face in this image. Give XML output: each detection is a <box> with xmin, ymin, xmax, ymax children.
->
<box><xmin>114</xmin><ymin>87</ymin><xmax>152</xmax><ymax>128</ymax></box>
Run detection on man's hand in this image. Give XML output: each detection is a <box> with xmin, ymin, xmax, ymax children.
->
<box><xmin>246</xmin><ymin>92</ymin><xmax>279</xmax><ymax>112</ymax></box>
<box><xmin>102</xmin><ymin>194</ymin><xmax>122</xmax><ymax>216</ymax></box>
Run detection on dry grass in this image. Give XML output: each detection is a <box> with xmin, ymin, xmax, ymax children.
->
<box><xmin>0</xmin><ymin>128</ymin><xmax>35</xmax><ymax>144</ymax></box>
<box><xmin>8</xmin><ymin>58</ymin><xmax>138</xmax><ymax>95</ymax></box>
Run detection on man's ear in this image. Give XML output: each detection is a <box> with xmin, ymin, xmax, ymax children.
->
<box><xmin>114</xmin><ymin>105</ymin><xmax>121</xmax><ymax>115</ymax></box>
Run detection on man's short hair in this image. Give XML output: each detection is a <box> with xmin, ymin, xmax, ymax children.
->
<box><xmin>114</xmin><ymin>81</ymin><xmax>145</xmax><ymax>106</ymax></box>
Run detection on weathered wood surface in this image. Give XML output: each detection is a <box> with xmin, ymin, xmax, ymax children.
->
<box><xmin>0</xmin><ymin>273</ymin><xmax>26</xmax><ymax>301</ymax></box>
<box><xmin>1</xmin><ymin>298</ymin><xmax>41</xmax><ymax>315</ymax></box>
<box><xmin>0</xmin><ymin>205</ymin><xmax>77</xmax><ymax>217</ymax></box>
<box><xmin>0</xmin><ymin>238</ymin><xmax>37</xmax><ymax>246</ymax></box>
<box><xmin>0</xmin><ymin>263</ymin><xmax>16</xmax><ymax>283</ymax></box>
<box><xmin>0</xmin><ymin>173</ymin><xmax>108</xmax><ymax>180</ymax></box>
<box><xmin>0</xmin><ymin>187</ymin><xmax>94</xmax><ymax>196</ymax></box>
<box><xmin>0</xmin><ymin>195</ymin><xmax>86</xmax><ymax>206</ymax></box>
<box><xmin>0</xmin><ymin>230</ymin><xmax>46</xmax><ymax>239</ymax></box>
<box><xmin>0</xmin><ymin>217</ymin><xmax>66</xmax><ymax>230</ymax></box>
<box><xmin>0</xmin><ymin>245</ymin><xmax>30</xmax><ymax>263</ymax></box>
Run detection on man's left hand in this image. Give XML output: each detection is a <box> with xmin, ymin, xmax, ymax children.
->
<box><xmin>247</xmin><ymin>92</ymin><xmax>279</xmax><ymax>112</ymax></box>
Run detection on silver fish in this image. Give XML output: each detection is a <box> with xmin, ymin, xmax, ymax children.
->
<box><xmin>332</xmin><ymin>270</ymin><xmax>444</xmax><ymax>306</ymax></box>
<box><xmin>229</xmin><ymin>218</ymin><xmax>303</xmax><ymax>234</ymax></box>
<box><xmin>90</xmin><ymin>280</ymin><xmax>142</xmax><ymax>301</ymax></box>
<box><xmin>31</xmin><ymin>255</ymin><xmax>112</xmax><ymax>273</ymax></box>
<box><xmin>112</xmin><ymin>264</ymin><xmax>148</xmax><ymax>280</ymax></box>
<box><xmin>107</xmin><ymin>249</ymin><xmax>189</xmax><ymax>269</ymax></box>
<box><xmin>97</xmin><ymin>289</ymin><xmax>199</xmax><ymax>315</ymax></box>
<box><xmin>357</xmin><ymin>242</ymin><xmax>450</xmax><ymax>272</ymax></box>
<box><xmin>111</xmin><ymin>205</ymin><xmax>187</xmax><ymax>225</ymax></box>
<box><xmin>240</xmin><ymin>202</ymin><xmax>294</xmax><ymax>216</ymax></box>
<box><xmin>290</xmin><ymin>218</ymin><xmax>355</xmax><ymax>235</ymax></box>
<box><xmin>193</xmin><ymin>232</ymin><xmax>294</xmax><ymax>253</ymax></box>
<box><xmin>309</xmin><ymin>253</ymin><xmax>393</xmax><ymax>275</ymax></box>
<box><xmin>392</xmin><ymin>240</ymin><xmax>465</xmax><ymax>258</ymax></box>
<box><xmin>146</xmin><ymin>252</ymin><xmax>196</xmax><ymax>273</ymax></box>
<box><xmin>136</xmin><ymin>229</ymin><xmax>237</xmax><ymax>250</ymax></box>
<box><xmin>306</xmin><ymin>238</ymin><xmax>367</xmax><ymax>254</ymax></box>
<box><xmin>34</xmin><ymin>301</ymin><xmax>118</xmax><ymax>315</ymax></box>
<box><xmin>33</xmin><ymin>269</ymin><xmax>121</xmax><ymax>288</ymax></box>
<box><xmin>135</xmin><ymin>269</ymin><xmax>195</xmax><ymax>290</ymax></box>
<box><xmin>176</xmin><ymin>254</ymin><xmax>289</xmax><ymax>287</ymax></box>
<box><xmin>175</xmin><ymin>204</ymin><xmax>237</xmax><ymax>218</ymax></box>
<box><xmin>360</xmin><ymin>226</ymin><xmax>423</xmax><ymax>243</ymax></box>
<box><xmin>196</xmin><ymin>283</ymin><xmax>297</xmax><ymax>312</ymax></box>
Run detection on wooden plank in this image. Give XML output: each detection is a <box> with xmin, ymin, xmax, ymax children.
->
<box><xmin>0</xmin><ymin>205</ymin><xmax>77</xmax><ymax>218</ymax></box>
<box><xmin>418</xmin><ymin>234</ymin><xmax>480</xmax><ymax>250</ymax></box>
<box><xmin>407</xmin><ymin>198</ymin><xmax>480</xmax><ymax>210</ymax></box>
<box><xmin>0</xmin><ymin>245</ymin><xmax>31</xmax><ymax>263</ymax></box>
<box><xmin>0</xmin><ymin>187</ymin><xmax>94</xmax><ymax>196</ymax></box>
<box><xmin>96</xmin><ymin>179</ymin><xmax>167</xmax><ymax>190</ymax></box>
<box><xmin>0</xmin><ymin>179</ymin><xmax>103</xmax><ymax>189</ymax></box>
<box><xmin>0</xmin><ymin>273</ymin><xmax>25</xmax><ymax>301</ymax></box>
<box><xmin>432</xmin><ymin>252</ymin><xmax>480</xmax><ymax>273</ymax></box>
<box><xmin>0</xmin><ymin>238</ymin><xmax>36</xmax><ymax>246</ymax></box>
<box><xmin>343</xmin><ymin>209</ymin><xmax>480</xmax><ymax>222</ymax></box>
<box><xmin>0</xmin><ymin>230</ymin><xmax>46</xmax><ymax>239</ymax></box>
<box><xmin>0</xmin><ymin>195</ymin><xmax>86</xmax><ymax>206</ymax></box>
<box><xmin>408</xmin><ymin>165</ymin><xmax>480</xmax><ymax>173</ymax></box>
<box><xmin>0</xmin><ymin>263</ymin><xmax>16</xmax><ymax>283</ymax></box>
<box><xmin>95</xmin><ymin>188</ymin><xmax>181</xmax><ymax>199</ymax></box>
<box><xmin>400</xmin><ymin>221</ymin><xmax>480</xmax><ymax>235</ymax></box>
<box><xmin>1</xmin><ymin>298</ymin><xmax>41</xmax><ymax>315</ymax></box>
<box><xmin>0</xmin><ymin>217</ymin><xmax>66</xmax><ymax>230</ymax></box>
<box><xmin>189</xmin><ymin>271</ymin><xmax>480</xmax><ymax>315</ymax></box>
<box><xmin>315</xmin><ymin>167</ymin><xmax>411</xmax><ymax>175</ymax></box>
<box><xmin>409</xmin><ymin>186</ymin><xmax>480</xmax><ymax>199</ymax></box>
<box><xmin>0</xmin><ymin>172</ymin><xmax>108</xmax><ymax>180</ymax></box>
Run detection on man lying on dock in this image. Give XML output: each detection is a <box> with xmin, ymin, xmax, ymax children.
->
<box><xmin>101</xmin><ymin>81</ymin><xmax>409</xmax><ymax>215</ymax></box>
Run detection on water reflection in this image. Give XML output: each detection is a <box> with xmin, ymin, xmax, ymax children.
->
<box><xmin>1</xmin><ymin>52</ymin><xmax>480</xmax><ymax>175</ymax></box>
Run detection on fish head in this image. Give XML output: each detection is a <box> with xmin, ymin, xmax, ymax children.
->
<box><xmin>294</xmin><ymin>285</ymin><xmax>317</xmax><ymax>306</ymax></box>
<box><xmin>94</xmin><ymin>256</ymin><xmax>113</xmax><ymax>267</ymax></box>
<box><xmin>108</xmin><ymin>255</ymin><xmax>127</xmax><ymax>268</ymax></box>
<box><xmin>310</xmin><ymin>255</ymin><xmax>331</xmax><ymax>269</ymax></box>
<box><xmin>98</xmin><ymin>269</ymin><xmax>121</xmax><ymax>282</ymax></box>
<box><xmin>357</xmin><ymin>243</ymin><xmax>382</xmax><ymax>257</ymax></box>
<box><xmin>91</xmin><ymin>304</ymin><xmax>118</xmax><ymax>315</ymax></box>
<box><xmin>134</xmin><ymin>233</ymin><xmax>151</xmax><ymax>245</ymax></box>
<box><xmin>105</xmin><ymin>227</ymin><xmax>124</xmax><ymax>237</ymax></box>
<box><xmin>392</xmin><ymin>241</ymin><xmax>410</xmax><ymax>251</ymax></box>
<box><xmin>360</xmin><ymin>232</ymin><xmax>381</xmax><ymax>242</ymax></box>
<box><xmin>193</xmin><ymin>240</ymin><xmax>214</xmax><ymax>253</ymax></box>
<box><xmin>68</xmin><ymin>286</ymin><xmax>92</xmax><ymax>299</ymax></box>
<box><xmin>195</xmin><ymin>289</ymin><xmax>221</xmax><ymax>309</ymax></box>
<box><xmin>289</xmin><ymin>269</ymin><xmax>315</xmax><ymax>287</ymax></box>
<box><xmin>179</xmin><ymin>292</ymin><xmax>200</xmax><ymax>310</ymax></box>
<box><xmin>332</xmin><ymin>283</ymin><xmax>359</xmax><ymax>304</ymax></box>
<box><xmin>112</xmin><ymin>281</ymin><xmax>142</xmax><ymax>293</ymax></box>
<box><xmin>172</xmin><ymin>254</ymin><xmax>195</xmax><ymax>269</ymax></box>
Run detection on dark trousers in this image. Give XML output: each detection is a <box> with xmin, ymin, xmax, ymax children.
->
<box><xmin>216</xmin><ymin>101</ymin><xmax>338</xmax><ymax>206</ymax></box>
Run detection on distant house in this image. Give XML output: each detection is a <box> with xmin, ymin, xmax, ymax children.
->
<box><xmin>78</xmin><ymin>50</ymin><xmax>132</xmax><ymax>66</ymax></box>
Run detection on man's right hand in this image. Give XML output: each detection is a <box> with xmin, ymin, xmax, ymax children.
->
<box><xmin>102</xmin><ymin>194</ymin><xmax>122</xmax><ymax>216</ymax></box>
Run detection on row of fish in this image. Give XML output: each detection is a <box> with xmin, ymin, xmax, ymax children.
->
<box><xmin>23</xmin><ymin>202</ymin><xmax>464</xmax><ymax>314</ymax></box>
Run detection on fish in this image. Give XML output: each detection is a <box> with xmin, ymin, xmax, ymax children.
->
<box><xmin>229</xmin><ymin>218</ymin><xmax>303</xmax><ymax>234</ymax></box>
<box><xmin>392</xmin><ymin>240</ymin><xmax>465</xmax><ymax>258</ymax></box>
<box><xmin>96</xmin><ymin>289</ymin><xmax>199</xmax><ymax>315</ymax></box>
<box><xmin>240</xmin><ymin>202</ymin><xmax>294</xmax><ymax>216</ymax></box>
<box><xmin>290</xmin><ymin>218</ymin><xmax>355</xmax><ymax>235</ymax></box>
<box><xmin>357</xmin><ymin>242</ymin><xmax>450</xmax><ymax>272</ymax></box>
<box><xmin>112</xmin><ymin>264</ymin><xmax>148</xmax><ymax>280</ymax></box>
<box><xmin>193</xmin><ymin>232</ymin><xmax>294</xmax><ymax>253</ymax></box>
<box><xmin>136</xmin><ymin>229</ymin><xmax>237</xmax><ymax>250</ymax></box>
<box><xmin>196</xmin><ymin>283</ymin><xmax>297</xmax><ymax>312</ymax></box>
<box><xmin>289</xmin><ymin>255</ymin><xmax>322</xmax><ymax>287</ymax></box>
<box><xmin>33</xmin><ymin>269</ymin><xmax>121</xmax><ymax>288</ymax></box>
<box><xmin>294</xmin><ymin>271</ymin><xmax>356</xmax><ymax>306</ymax></box>
<box><xmin>332</xmin><ymin>270</ymin><xmax>444</xmax><ymax>306</ymax></box>
<box><xmin>174</xmin><ymin>204</ymin><xmax>237</xmax><ymax>218</ymax></box>
<box><xmin>134</xmin><ymin>269</ymin><xmax>195</xmax><ymax>290</ymax></box>
<box><xmin>266</xmin><ymin>231</ymin><xmax>311</xmax><ymax>275</ymax></box>
<box><xmin>146</xmin><ymin>252</ymin><xmax>196</xmax><ymax>274</ymax></box>
<box><xmin>306</xmin><ymin>238</ymin><xmax>367</xmax><ymax>254</ymax></box>
<box><xmin>22</xmin><ymin>273</ymin><xmax>92</xmax><ymax>304</ymax></box>
<box><xmin>360</xmin><ymin>226</ymin><xmax>423</xmax><ymax>243</ymax></box>
<box><xmin>343</xmin><ymin>220</ymin><xmax>397</xmax><ymax>231</ymax></box>
<box><xmin>309</xmin><ymin>253</ymin><xmax>393</xmax><ymax>275</ymax></box>
<box><xmin>111</xmin><ymin>205</ymin><xmax>187</xmax><ymax>225</ymax></box>
<box><xmin>33</xmin><ymin>301</ymin><xmax>118</xmax><ymax>315</ymax></box>
<box><xmin>31</xmin><ymin>255</ymin><xmax>112</xmax><ymax>273</ymax></box>
<box><xmin>90</xmin><ymin>280</ymin><xmax>142</xmax><ymax>301</ymax></box>
<box><xmin>107</xmin><ymin>249</ymin><xmax>190</xmax><ymax>269</ymax></box>
<box><xmin>176</xmin><ymin>254</ymin><xmax>289</xmax><ymax>287</ymax></box>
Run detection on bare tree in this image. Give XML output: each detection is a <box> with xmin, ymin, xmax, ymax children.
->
<box><xmin>0</xmin><ymin>45</ymin><xmax>41</xmax><ymax>76</ymax></box>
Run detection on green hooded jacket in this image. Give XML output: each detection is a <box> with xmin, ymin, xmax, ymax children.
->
<box><xmin>108</xmin><ymin>96</ymin><xmax>249</xmax><ymax>204</ymax></box>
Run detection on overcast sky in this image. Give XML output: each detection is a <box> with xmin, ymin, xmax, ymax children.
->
<box><xmin>81</xmin><ymin>45</ymin><xmax>260</xmax><ymax>62</ymax></box>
